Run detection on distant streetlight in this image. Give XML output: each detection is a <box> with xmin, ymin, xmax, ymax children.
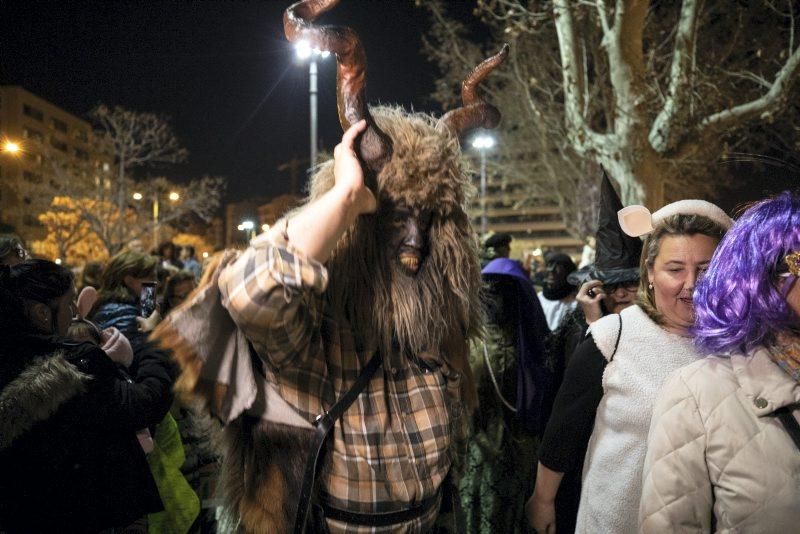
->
<box><xmin>2</xmin><ymin>140</ymin><xmax>21</xmax><ymax>155</ymax></box>
<box><xmin>472</xmin><ymin>133</ymin><xmax>496</xmax><ymax>234</ymax></box>
<box><xmin>132</xmin><ymin>190</ymin><xmax>181</xmax><ymax>246</ymax></box>
<box><xmin>294</xmin><ymin>40</ymin><xmax>331</xmax><ymax>168</ymax></box>
<box><xmin>237</xmin><ymin>219</ymin><xmax>256</xmax><ymax>241</ymax></box>
<box><xmin>261</xmin><ymin>223</ymin><xmax>270</xmax><ymax>233</ymax></box>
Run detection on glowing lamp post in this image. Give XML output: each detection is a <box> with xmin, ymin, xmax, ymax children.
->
<box><xmin>472</xmin><ymin>133</ymin><xmax>496</xmax><ymax>234</ymax></box>
<box><xmin>295</xmin><ymin>40</ymin><xmax>330</xmax><ymax>169</ymax></box>
<box><xmin>133</xmin><ymin>191</ymin><xmax>180</xmax><ymax>248</ymax></box>
<box><xmin>237</xmin><ymin>220</ymin><xmax>256</xmax><ymax>242</ymax></box>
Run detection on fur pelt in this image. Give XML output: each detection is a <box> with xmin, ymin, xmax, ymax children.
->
<box><xmin>0</xmin><ymin>352</ymin><xmax>90</xmax><ymax>450</ymax></box>
<box><xmin>215</xmin><ymin>417</ymin><xmax>315</xmax><ymax>534</ymax></box>
<box><xmin>307</xmin><ymin>105</ymin><xmax>482</xmax><ymax>410</ymax></box>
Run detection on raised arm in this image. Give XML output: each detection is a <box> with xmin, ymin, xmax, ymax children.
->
<box><xmin>218</xmin><ymin>120</ymin><xmax>376</xmax><ymax>368</ymax></box>
<box><xmin>281</xmin><ymin>119</ymin><xmax>376</xmax><ymax>262</ymax></box>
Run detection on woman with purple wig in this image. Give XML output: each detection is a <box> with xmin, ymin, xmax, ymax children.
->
<box><xmin>640</xmin><ymin>192</ymin><xmax>800</xmax><ymax>533</ymax></box>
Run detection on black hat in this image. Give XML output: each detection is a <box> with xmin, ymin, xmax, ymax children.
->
<box><xmin>568</xmin><ymin>170</ymin><xmax>643</xmax><ymax>286</ymax></box>
<box><xmin>484</xmin><ymin>232</ymin><xmax>512</xmax><ymax>249</ymax></box>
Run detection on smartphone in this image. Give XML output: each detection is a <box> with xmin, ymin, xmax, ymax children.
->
<box><xmin>139</xmin><ymin>282</ymin><xmax>157</xmax><ymax>318</ymax></box>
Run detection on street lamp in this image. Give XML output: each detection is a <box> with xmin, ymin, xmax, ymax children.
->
<box><xmin>132</xmin><ymin>190</ymin><xmax>180</xmax><ymax>248</ymax></box>
<box><xmin>294</xmin><ymin>40</ymin><xmax>331</xmax><ymax>169</ymax></box>
<box><xmin>472</xmin><ymin>133</ymin><xmax>496</xmax><ymax>235</ymax></box>
<box><xmin>2</xmin><ymin>140</ymin><xmax>22</xmax><ymax>155</ymax></box>
<box><xmin>237</xmin><ymin>220</ymin><xmax>256</xmax><ymax>241</ymax></box>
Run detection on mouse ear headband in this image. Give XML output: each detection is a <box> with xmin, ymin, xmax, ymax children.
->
<box><xmin>618</xmin><ymin>200</ymin><xmax>733</xmax><ymax>238</ymax></box>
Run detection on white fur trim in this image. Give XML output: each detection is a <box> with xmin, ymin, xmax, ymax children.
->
<box><xmin>618</xmin><ymin>200</ymin><xmax>732</xmax><ymax>237</ymax></box>
<box><xmin>588</xmin><ymin>313</ymin><xmax>622</xmax><ymax>361</ymax></box>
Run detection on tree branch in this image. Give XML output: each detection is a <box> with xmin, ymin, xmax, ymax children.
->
<box><xmin>553</xmin><ymin>0</ymin><xmax>604</xmax><ymax>152</ymax></box>
<box><xmin>648</xmin><ymin>0</ymin><xmax>701</xmax><ymax>153</ymax></box>
<box><xmin>699</xmin><ymin>42</ymin><xmax>800</xmax><ymax>134</ymax></box>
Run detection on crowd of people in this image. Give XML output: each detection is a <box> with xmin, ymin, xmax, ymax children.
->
<box><xmin>1</xmin><ymin>2</ymin><xmax>799</xmax><ymax>531</ymax></box>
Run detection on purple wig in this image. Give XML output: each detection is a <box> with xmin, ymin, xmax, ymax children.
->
<box><xmin>693</xmin><ymin>191</ymin><xmax>800</xmax><ymax>355</ymax></box>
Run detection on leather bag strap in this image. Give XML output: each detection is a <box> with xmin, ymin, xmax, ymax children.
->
<box><xmin>293</xmin><ymin>351</ymin><xmax>383</xmax><ymax>534</ymax></box>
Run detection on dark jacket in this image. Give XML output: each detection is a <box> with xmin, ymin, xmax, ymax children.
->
<box><xmin>0</xmin><ymin>334</ymin><xmax>175</xmax><ymax>533</ymax></box>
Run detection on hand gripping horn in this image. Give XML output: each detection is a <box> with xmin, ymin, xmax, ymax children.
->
<box><xmin>439</xmin><ymin>44</ymin><xmax>509</xmax><ymax>137</ymax></box>
<box><xmin>284</xmin><ymin>0</ymin><xmax>393</xmax><ymax>176</ymax></box>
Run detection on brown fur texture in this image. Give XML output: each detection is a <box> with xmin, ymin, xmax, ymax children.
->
<box><xmin>308</xmin><ymin>106</ymin><xmax>483</xmax><ymax>410</ymax></box>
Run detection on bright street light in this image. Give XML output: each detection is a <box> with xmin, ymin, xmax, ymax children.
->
<box><xmin>294</xmin><ymin>40</ymin><xmax>330</xmax><ymax>168</ymax></box>
<box><xmin>168</xmin><ymin>191</ymin><xmax>180</xmax><ymax>202</ymax></box>
<box><xmin>472</xmin><ymin>132</ymin><xmax>497</xmax><ymax>234</ymax></box>
<box><xmin>261</xmin><ymin>224</ymin><xmax>270</xmax><ymax>232</ymax></box>
<box><xmin>472</xmin><ymin>135</ymin><xmax>496</xmax><ymax>150</ymax></box>
<box><xmin>132</xmin><ymin>192</ymin><xmax>144</xmax><ymax>200</ymax></box>
<box><xmin>2</xmin><ymin>140</ymin><xmax>21</xmax><ymax>155</ymax></box>
<box><xmin>238</xmin><ymin>220</ymin><xmax>256</xmax><ymax>241</ymax></box>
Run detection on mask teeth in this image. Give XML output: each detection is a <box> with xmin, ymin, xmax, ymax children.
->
<box><xmin>401</xmin><ymin>257</ymin><xmax>419</xmax><ymax>270</ymax></box>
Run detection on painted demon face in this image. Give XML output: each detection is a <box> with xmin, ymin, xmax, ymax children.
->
<box><xmin>384</xmin><ymin>203</ymin><xmax>432</xmax><ymax>277</ymax></box>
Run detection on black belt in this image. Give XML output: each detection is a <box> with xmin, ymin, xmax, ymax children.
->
<box><xmin>320</xmin><ymin>491</ymin><xmax>441</xmax><ymax>527</ymax></box>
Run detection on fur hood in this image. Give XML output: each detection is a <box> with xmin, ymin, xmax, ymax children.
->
<box><xmin>0</xmin><ymin>352</ymin><xmax>91</xmax><ymax>450</ymax></box>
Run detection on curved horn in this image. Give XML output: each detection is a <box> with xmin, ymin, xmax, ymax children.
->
<box><xmin>284</xmin><ymin>0</ymin><xmax>392</xmax><ymax>175</ymax></box>
<box><xmin>439</xmin><ymin>44</ymin><xmax>509</xmax><ymax>137</ymax></box>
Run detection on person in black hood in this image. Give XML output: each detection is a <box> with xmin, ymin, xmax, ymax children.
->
<box><xmin>0</xmin><ymin>260</ymin><xmax>175</xmax><ymax>533</ymax></box>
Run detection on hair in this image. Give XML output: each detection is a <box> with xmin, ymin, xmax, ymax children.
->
<box><xmin>183</xmin><ymin>245</ymin><xmax>195</xmax><ymax>257</ymax></box>
<box><xmin>66</xmin><ymin>318</ymin><xmax>102</xmax><ymax>345</ymax></box>
<box><xmin>79</xmin><ymin>261</ymin><xmax>104</xmax><ymax>291</ymax></box>
<box><xmin>158</xmin><ymin>241</ymin><xmax>176</xmax><ymax>259</ymax></box>
<box><xmin>98</xmin><ymin>249</ymin><xmax>158</xmax><ymax>305</ymax></box>
<box><xmin>162</xmin><ymin>270</ymin><xmax>196</xmax><ymax>315</ymax></box>
<box><xmin>306</xmin><ymin>106</ymin><xmax>482</xmax><ymax>410</ymax></box>
<box><xmin>693</xmin><ymin>192</ymin><xmax>800</xmax><ymax>354</ymax></box>
<box><xmin>0</xmin><ymin>259</ymin><xmax>74</xmax><ymax>338</ymax></box>
<box><xmin>637</xmin><ymin>213</ymin><xmax>728</xmax><ymax>325</ymax></box>
<box><xmin>0</xmin><ymin>235</ymin><xmax>26</xmax><ymax>264</ymax></box>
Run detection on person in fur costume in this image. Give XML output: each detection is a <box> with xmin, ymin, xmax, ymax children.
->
<box><xmin>151</xmin><ymin>1</ymin><xmax>508</xmax><ymax>532</ymax></box>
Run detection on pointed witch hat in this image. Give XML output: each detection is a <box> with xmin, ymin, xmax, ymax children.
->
<box><xmin>568</xmin><ymin>170</ymin><xmax>643</xmax><ymax>286</ymax></box>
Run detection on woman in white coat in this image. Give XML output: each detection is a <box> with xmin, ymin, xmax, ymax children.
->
<box><xmin>528</xmin><ymin>200</ymin><xmax>732</xmax><ymax>534</ymax></box>
<box><xmin>640</xmin><ymin>192</ymin><xmax>800</xmax><ymax>533</ymax></box>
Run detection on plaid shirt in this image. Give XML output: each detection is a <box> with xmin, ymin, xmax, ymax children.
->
<box><xmin>219</xmin><ymin>231</ymin><xmax>461</xmax><ymax>533</ymax></box>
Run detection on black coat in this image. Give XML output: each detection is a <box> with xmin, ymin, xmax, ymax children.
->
<box><xmin>0</xmin><ymin>334</ymin><xmax>176</xmax><ymax>533</ymax></box>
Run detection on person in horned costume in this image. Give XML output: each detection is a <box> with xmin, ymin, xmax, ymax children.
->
<box><xmin>152</xmin><ymin>0</ymin><xmax>508</xmax><ymax>532</ymax></box>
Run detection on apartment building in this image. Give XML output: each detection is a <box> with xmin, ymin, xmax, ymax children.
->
<box><xmin>469</xmin><ymin>173</ymin><xmax>584</xmax><ymax>257</ymax></box>
<box><xmin>0</xmin><ymin>85</ymin><xmax>111</xmax><ymax>241</ymax></box>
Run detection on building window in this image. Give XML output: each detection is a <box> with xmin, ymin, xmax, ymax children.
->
<box><xmin>23</xmin><ymin>214</ymin><xmax>40</xmax><ymax>227</ymax></box>
<box><xmin>51</xmin><ymin>117</ymin><xmax>68</xmax><ymax>133</ymax></box>
<box><xmin>25</xmin><ymin>152</ymin><xmax>43</xmax><ymax>165</ymax></box>
<box><xmin>23</xmin><ymin>128</ymin><xmax>44</xmax><ymax>142</ymax></box>
<box><xmin>22</xmin><ymin>104</ymin><xmax>44</xmax><ymax>121</ymax></box>
<box><xmin>74</xmin><ymin>129</ymin><xmax>89</xmax><ymax>142</ymax></box>
<box><xmin>23</xmin><ymin>170</ymin><xmax>43</xmax><ymax>184</ymax></box>
<box><xmin>74</xmin><ymin>148</ymin><xmax>89</xmax><ymax>160</ymax></box>
<box><xmin>51</xmin><ymin>138</ymin><xmax>68</xmax><ymax>152</ymax></box>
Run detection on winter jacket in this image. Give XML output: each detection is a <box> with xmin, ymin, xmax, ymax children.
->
<box><xmin>639</xmin><ymin>348</ymin><xmax>800</xmax><ymax>533</ymax></box>
<box><xmin>92</xmin><ymin>300</ymin><xmax>142</xmax><ymax>346</ymax></box>
<box><xmin>0</xmin><ymin>333</ymin><xmax>175</xmax><ymax>533</ymax></box>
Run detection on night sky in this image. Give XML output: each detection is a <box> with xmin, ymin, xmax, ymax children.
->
<box><xmin>0</xmin><ymin>0</ymin><xmax>476</xmax><ymax>202</ymax></box>
<box><xmin>1</xmin><ymin>1</ymin><xmax>796</xmax><ymax>210</ymax></box>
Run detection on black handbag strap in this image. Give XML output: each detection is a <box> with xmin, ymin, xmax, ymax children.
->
<box><xmin>293</xmin><ymin>351</ymin><xmax>383</xmax><ymax>534</ymax></box>
<box><xmin>608</xmin><ymin>314</ymin><xmax>623</xmax><ymax>363</ymax></box>
<box><xmin>775</xmin><ymin>406</ymin><xmax>800</xmax><ymax>452</ymax></box>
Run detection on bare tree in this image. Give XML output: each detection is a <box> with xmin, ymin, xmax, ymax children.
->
<box><xmin>424</xmin><ymin>0</ymin><xmax>800</xmax><ymax>208</ymax></box>
<box><xmin>90</xmin><ymin>104</ymin><xmax>189</xmax><ymax>245</ymax></box>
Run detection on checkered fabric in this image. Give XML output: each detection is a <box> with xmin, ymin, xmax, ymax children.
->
<box><xmin>219</xmin><ymin>230</ymin><xmax>460</xmax><ymax>533</ymax></box>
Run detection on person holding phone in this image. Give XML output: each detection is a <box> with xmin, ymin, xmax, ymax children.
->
<box><xmin>90</xmin><ymin>249</ymin><xmax>161</xmax><ymax>348</ymax></box>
